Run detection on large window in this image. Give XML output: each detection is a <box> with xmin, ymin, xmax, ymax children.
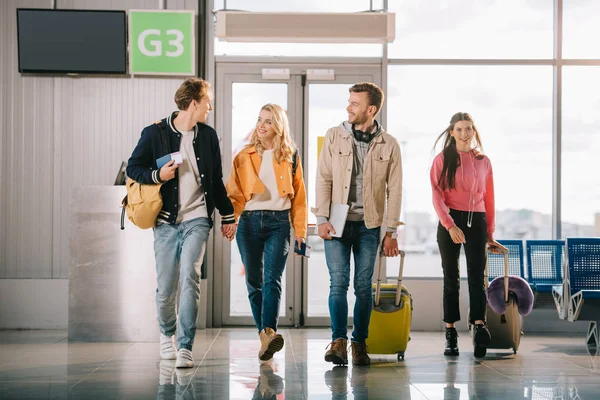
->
<box><xmin>212</xmin><ymin>0</ymin><xmax>600</xmax><ymax>276</ymax></box>
<box><xmin>387</xmin><ymin>65</ymin><xmax>553</xmax><ymax>277</ymax></box>
<box><xmin>562</xmin><ymin>67</ymin><xmax>600</xmax><ymax>237</ymax></box>
<box><xmin>388</xmin><ymin>0</ymin><xmax>553</xmax><ymax>59</ymax></box>
<box><xmin>563</xmin><ymin>2</ymin><xmax>600</xmax><ymax>59</ymax></box>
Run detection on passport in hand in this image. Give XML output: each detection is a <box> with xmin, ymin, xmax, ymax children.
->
<box><xmin>156</xmin><ymin>152</ymin><xmax>183</xmax><ymax>169</ymax></box>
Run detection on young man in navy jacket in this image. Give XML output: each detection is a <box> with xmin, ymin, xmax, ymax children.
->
<box><xmin>127</xmin><ymin>78</ymin><xmax>235</xmax><ymax>368</ymax></box>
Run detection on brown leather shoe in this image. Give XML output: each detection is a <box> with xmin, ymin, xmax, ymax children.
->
<box><xmin>325</xmin><ymin>366</ymin><xmax>348</xmax><ymax>394</ymax></box>
<box><xmin>324</xmin><ymin>338</ymin><xmax>348</xmax><ymax>365</ymax></box>
<box><xmin>351</xmin><ymin>342</ymin><xmax>370</xmax><ymax>366</ymax></box>
<box><xmin>258</xmin><ymin>328</ymin><xmax>284</xmax><ymax>361</ymax></box>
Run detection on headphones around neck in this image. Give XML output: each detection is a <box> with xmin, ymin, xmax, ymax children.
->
<box><xmin>352</xmin><ymin>124</ymin><xmax>375</xmax><ymax>143</ymax></box>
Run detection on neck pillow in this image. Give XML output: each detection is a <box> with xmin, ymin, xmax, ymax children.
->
<box><xmin>486</xmin><ymin>275</ymin><xmax>534</xmax><ymax>316</ymax></box>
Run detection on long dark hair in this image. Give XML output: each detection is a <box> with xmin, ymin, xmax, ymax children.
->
<box><xmin>433</xmin><ymin>112</ymin><xmax>484</xmax><ymax>190</ymax></box>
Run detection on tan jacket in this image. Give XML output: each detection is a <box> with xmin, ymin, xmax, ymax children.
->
<box><xmin>312</xmin><ymin>125</ymin><xmax>403</xmax><ymax>230</ymax></box>
<box><xmin>226</xmin><ymin>146</ymin><xmax>308</xmax><ymax>238</ymax></box>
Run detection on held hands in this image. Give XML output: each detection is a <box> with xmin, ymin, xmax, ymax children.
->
<box><xmin>382</xmin><ymin>235</ymin><xmax>399</xmax><ymax>257</ymax></box>
<box><xmin>318</xmin><ymin>221</ymin><xmax>336</xmax><ymax>240</ymax></box>
<box><xmin>221</xmin><ymin>224</ymin><xmax>236</xmax><ymax>242</ymax></box>
<box><xmin>159</xmin><ymin>160</ymin><xmax>178</xmax><ymax>182</ymax></box>
<box><xmin>448</xmin><ymin>226</ymin><xmax>466</xmax><ymax>244</ymax></box>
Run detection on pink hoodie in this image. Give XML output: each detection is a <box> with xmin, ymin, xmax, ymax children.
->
<box><xmin>430</xmin><ymin>150</ymin><xmax>495</xmax><ymax>238</ymax></box>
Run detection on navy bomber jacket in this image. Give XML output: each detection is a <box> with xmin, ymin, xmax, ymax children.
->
<box><xmin>126</xmin><ymin>112</ymin><xmax>235</xmax><ymax>227</ymax></box>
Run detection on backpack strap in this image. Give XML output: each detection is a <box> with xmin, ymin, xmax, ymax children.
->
<box><xmin>120</xmin><ymin>206</ymin><xmax>126</xmax><ymax>230</ymax></box>
<box><xmin>120</xmin><ymin>192</ymin><xmax>129</xmax><ymax>230</ymax></box>
<box><xmin>156</xmin><ymin>121</ymin><xmax>171</xmax><ymax>155</ymax></box>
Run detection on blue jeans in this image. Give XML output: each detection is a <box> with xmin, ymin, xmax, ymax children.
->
<box><xmin>324</xmin><ymin>221</ymin><xmax>380</xmax><ymax>344</ymax></box>
<box><xmin>153</xmin><ymin>217</ymin><xmax>211</xmax><ymax>351</ymax></box>
<box><xmin>236</xmin><ymin>210</ymin><xmax>291</xmax><ymax>332</ymax></box>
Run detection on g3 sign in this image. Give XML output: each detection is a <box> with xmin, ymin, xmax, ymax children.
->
<box><xmin>129</xmin><ymin>10</ymin><xmax>195</xmax><ymax>75</ymax></box>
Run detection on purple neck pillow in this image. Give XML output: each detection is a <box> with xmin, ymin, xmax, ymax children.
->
<box><xmin>486</xmin><ymin>275</ymin><xmax>534</xmax><ymax>316</ymax></box>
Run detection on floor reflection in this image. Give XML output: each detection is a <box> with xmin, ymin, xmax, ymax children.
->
<box><xmin>157</xmin><ymin>360</ymin><xmax>196</xmax><ymax>400</ymax></box>
<box><xmin>0</xmin><ymin>329</ymin><xmax>599</xmax><ymax>399</ymax></box>
<box><xmin>253</xmin><ymin>362</ymin><xmax>284</xmax><ymax>400</ymax></box>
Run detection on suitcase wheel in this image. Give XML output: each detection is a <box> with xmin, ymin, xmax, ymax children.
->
<box><xmin>513</xmin><ymin>349</ymin><xmax>517</xmax><ymax>355</ymax></box>
<box><xmin>397</xmin><ymin>352</ymin><xmax>405</xmax><ymax>361</ymax></box>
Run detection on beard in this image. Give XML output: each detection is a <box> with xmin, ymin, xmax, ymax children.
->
<box><xmin>348</xmin><ymin>112</ymin><xmax>368</xmax><ymax>125</ymax></box>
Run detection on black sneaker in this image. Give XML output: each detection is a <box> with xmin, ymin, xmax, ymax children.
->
<box><xmin>444</xmin><ymin>327</ymin><xmax>459</xmax><ymax>356</ymax></box>
<box><xmin>473</xmin><ymin>324</ymin><xmax>491</xmax><ymax>359</ymax></box>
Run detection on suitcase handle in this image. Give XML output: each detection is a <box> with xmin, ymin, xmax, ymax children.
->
<box><xmin>486</xmin><ymin>241</ymin><xmax>509</xmax><ymax>303</ymax></box>
<box><xmin>374</xmin><ymin>248</ymin><xmax>406</xmax><ymax>308</ymax></box>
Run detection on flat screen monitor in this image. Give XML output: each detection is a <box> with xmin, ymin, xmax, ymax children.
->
<box><xmin>17</xmin><ymin>9</ymin><xmax>127</xmax><ymax>74</ymax></box>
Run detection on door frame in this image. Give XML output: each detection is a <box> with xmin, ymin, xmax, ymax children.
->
<box><xmin>213</xmin><ymin>59</ymin><xmax>383</xmax><ymax>328</ymax></box>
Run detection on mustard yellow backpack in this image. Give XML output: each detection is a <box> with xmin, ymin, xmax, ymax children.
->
<box><xmin>120</xmin><ymin>121</ymin><xmax>169</xmax><ymax>229</ymax></box>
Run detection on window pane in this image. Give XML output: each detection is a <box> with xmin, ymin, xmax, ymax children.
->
<box><xmin>562</xmin><ymin>67</ymin><xmax>600</xmax><ymax>237</ymax></box>
<box><xmin>388</xmin><ymin>0</ymin><xmax>553</xmax><ymax>59</ymax></box>
<box><xmin>563</xmin><ymin>2</ymin><xmax>600</xmax><ymax>59</ymax></box>
<box><xmin>387</xmin><ymin>65</ymin><xmax>552</xmax><ymax>277</ymax></box>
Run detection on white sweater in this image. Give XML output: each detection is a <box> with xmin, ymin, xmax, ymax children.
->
<box><xmin>245</xmin><ymin>150</ymin><xmax>291</xmax><ymax>211</ymax></box>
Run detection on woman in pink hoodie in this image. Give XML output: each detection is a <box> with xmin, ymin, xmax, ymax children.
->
<box><xmin>430</xmin><ymin>112</ymin><xmax>496</xmax><ymax>359</ymax></box>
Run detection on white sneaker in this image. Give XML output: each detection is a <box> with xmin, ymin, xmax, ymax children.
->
<box><xmin>176</xmin><ymin>348</ymin><xmax>194</xmax><ymax>368</ymax></box>
<box><xmin>175</xmin><ymin>367</ymin><xmax>194</xmax><ymax>386</ymax></box>
<box><xmin>159</xmin><ymin>360</ymin><xmax>175</xmax><ymax>385</ymax></box>
<box><xmin>160</xmin><ymin>333</ymin><xmax>177</xmax><ymax>360</ymax></box>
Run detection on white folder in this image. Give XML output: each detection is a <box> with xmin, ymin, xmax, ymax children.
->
<box><xmin>329</xmin><ymin>203</ymin><xmax>350</xmax><ymax>238</ymax></box>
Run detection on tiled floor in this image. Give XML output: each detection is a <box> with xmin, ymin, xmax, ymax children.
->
<box><xmin>0</xmin><ymin>329</ymin><xmax>598</xmax><ymax>399</ymax></box>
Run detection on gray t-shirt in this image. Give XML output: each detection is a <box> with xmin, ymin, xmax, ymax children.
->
<box><xmin>346</xmin><ymin>121</ymin><xmax>381</xmax><ymax>222</ymax></box>
<box><xmin>177</xmin><ymin>128</ymin><xmax>208</xmax><ymax>223</ymax></box>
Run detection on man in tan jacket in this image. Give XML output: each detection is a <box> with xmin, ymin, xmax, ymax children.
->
<box><xmin>313</xmin><ymin>82</ymin><xmax>403</xmax><ymax>366</ymax></box>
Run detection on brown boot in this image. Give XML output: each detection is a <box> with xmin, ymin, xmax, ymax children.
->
<box><xmin>324</xmin><ymin>338</ymin><xmax>348</xmax><ymax>365</ymax></box>
<box><xmin>351</xmin><ymin>342</ymin><xmax>370</xmax><ymax>366</ymax></box>
<box><xmin>258</xmin><ymin>328</ymin><xmax>284</xmax><ymax>361</ymax></box>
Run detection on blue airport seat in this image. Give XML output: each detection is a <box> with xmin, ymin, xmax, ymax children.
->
<box><xmin>564</xmin><ymin>238</ymin><xmax>600</xmax><ymax>348</ymax></box>
<box><xmin>526</xmin><ymin>240</ymin><xmax>565</xmax><ymax>293</ymax></box>
<box><xmin>487</xmin><ymin>240</ymin><xmax>525</xmax><ymax>281</ymax></box>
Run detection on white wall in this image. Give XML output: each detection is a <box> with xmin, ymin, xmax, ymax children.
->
<box><xmin>0</xmin><ymin>279</ymin><xmax>68</xmax><ymax>329</ymax></box>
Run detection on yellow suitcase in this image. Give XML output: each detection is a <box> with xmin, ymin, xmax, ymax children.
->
<box><xmin>366</xmin><ymin>250</ymin><xmax>412</xmax><ymax>360</ymax></box>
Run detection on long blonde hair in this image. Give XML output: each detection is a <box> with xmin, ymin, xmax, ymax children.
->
<box><xmin>247</xmin><ymin>104</ymin><xmax>295</xmax><ymax>163</ymax></box>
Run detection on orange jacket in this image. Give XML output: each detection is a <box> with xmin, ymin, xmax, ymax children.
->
<box><xmin>226</xmin><ymin>146</ymin><xmax>308</xmax><ymax>238</ymax></box>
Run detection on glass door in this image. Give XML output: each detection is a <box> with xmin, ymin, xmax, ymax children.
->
<box><xmin>301</xmin><ymin>71</ymin><xmax>381</xmax><ymax>326</ymax></box>
<box><xmin>214</xmin><ymin>62</ymin><xmax>381</xmax><ymax>327</ymax></box>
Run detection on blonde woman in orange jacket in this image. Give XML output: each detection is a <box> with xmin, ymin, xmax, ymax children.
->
<box><xmin>226</xmin><ymin>103</ymin><xmax>307</xmax><ymax>363</ymax></box>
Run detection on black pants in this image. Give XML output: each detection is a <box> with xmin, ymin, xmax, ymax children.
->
<box><xmin>437</xmin><ymin>209</ymin><xmax>487</xmax><ymax>324</ymax></box>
